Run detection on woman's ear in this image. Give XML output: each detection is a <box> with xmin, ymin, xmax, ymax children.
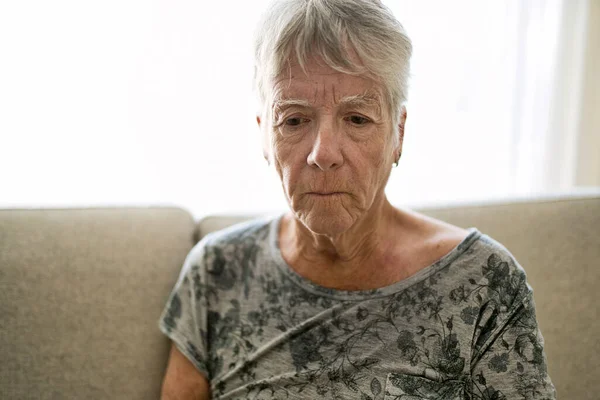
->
<box><xmin>257</xmin><ymin>115</ymin><xmax>270</xmax><ymax>163</ymax></box>
<box><xmin>398</xmin><ymin>105</ymin><xmax>407</xmax><ymax>150</ymax></box>
<box><xmin>394</xmin><ymin>105</ymin><xmax>407</xmax><ymax>159</ymax></box>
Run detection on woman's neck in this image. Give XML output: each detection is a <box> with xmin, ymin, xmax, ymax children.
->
<box><xmin>279</xmin><ymin>197</ymin><xmax>408</xmax><ymax>290</ymax></box>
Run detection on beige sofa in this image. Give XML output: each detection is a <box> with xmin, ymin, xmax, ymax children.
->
<box><xmin>1</xmin><ymin>191</ymin><xmax>598</xmax><ymax>399</ymax></box>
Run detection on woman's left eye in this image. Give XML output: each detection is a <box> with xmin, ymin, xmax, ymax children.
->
<box><xmin>346</xmin><ymin>115</ymin><xmax>371</xmax><ymax>125</ymax></box>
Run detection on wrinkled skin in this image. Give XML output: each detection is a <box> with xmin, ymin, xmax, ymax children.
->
<box><xmin>259</xmin><ymin>57</ymin><xmax>404</xmax><ymax>239</ymax></box>
<box><xmin>255</xmin><ymin>56</ymin><xmax>467</xmax><ymax>292</ymax></box>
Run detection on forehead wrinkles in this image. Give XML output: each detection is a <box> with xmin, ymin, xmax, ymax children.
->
<box><xmin>271</xmin><ymin>75</ymin><xmax>384</xmax><ymax>113</ymax></box>
<box><xmin>272</xmin><ymin>76</ymin><xmax>332</xmax><ymax>105</ymax></box>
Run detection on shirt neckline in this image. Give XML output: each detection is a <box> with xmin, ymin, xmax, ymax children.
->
<box><xmin>268</xmin><ymin>213</ymin><xmax>482</xmax><ymax>300</ymax></box>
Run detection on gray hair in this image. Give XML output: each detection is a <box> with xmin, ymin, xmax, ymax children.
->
<box><xmin>253</xmin><ymin>0</ymin><xmax>412</xmax><ymax>143</ymax></box>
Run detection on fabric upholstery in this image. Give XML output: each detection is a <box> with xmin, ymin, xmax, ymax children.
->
<box><xmin>198</xmin><ymin>191</ymin><xmax>600</xmax><ymax>400</ymax></box>
<box><xmin>1</xmin><ymin>192</ymin><xmax>598</xmax><ymax>399</ymax></box>
<box><xmin>0</xmin><ymin>207</ymin><xmax>196</xmax><ymax>400</ymax></box>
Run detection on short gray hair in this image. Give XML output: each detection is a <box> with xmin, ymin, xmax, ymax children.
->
<box><xmin>253</xmin><ymin>0</ymin><xmax>412</xmax><ymax>139</ymax></box>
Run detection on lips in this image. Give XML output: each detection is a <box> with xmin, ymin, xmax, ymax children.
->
<box><xmin>307</xmin><ymin>192</ymin><xmax>345</xmax><ymax>196</ymax></box>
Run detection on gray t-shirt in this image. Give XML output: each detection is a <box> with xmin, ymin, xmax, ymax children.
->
<box><xmin>158</xmin><ymin>215</ymin><xmax>556</xmax><ymax>399</ymax></box>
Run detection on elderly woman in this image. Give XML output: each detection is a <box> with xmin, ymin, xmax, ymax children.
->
<box><xmin>158</xmin><ymin>0</ymin><xmax>555</xmax><ymax>399</ymax></box>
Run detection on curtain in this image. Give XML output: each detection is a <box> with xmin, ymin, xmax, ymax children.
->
<box><xmin>0</xmin><ymin>0</ymin><xmax>595</xmax><ymax>217</ymax></box>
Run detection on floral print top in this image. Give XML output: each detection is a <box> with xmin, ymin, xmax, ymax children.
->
<box><xmin>158</xmin><ymin>215</ymin><xmax>556</xmax><ymax>399</ymax></box>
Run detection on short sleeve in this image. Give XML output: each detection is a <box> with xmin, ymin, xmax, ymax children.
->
<box><xmin>158</xmin><ymin>241</ymin><xmax>210</xmax><ymax>379</ymax></box>
<box><xmin>469</xmin><ymin>249</ymin><xmax>556</xmax><ymax>399</ymax></box>
<box><xmin>470</xmin><ymin>296</ymin><xmax>556</xmax><ymax>399</ymax></box>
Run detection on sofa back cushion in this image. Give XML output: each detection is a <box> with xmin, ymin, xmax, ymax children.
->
<box><xmin>1</xmin><ymin>193</ymin><xmax>598</xmax><ymax>400</ymax></box>
<box><xmin>0</xmin><ymin>207</ymin><xmax>196</xmax><ymax>400</ymax></box>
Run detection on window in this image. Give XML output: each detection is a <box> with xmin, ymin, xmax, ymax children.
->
<box><xmin>0</xmin><ymin>0</ymin><xmax>595</xmax><ymax>217</ymax></box>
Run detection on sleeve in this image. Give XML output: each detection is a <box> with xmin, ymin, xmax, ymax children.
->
<box><xmin>469</xmin><ymin>252</ymin><xmax>556</xmax><ymax>399</ymax></box>
<box><xmin>158</xmin><ymin>240</ymin><xmax>211</xmax><ymax>379</ymax></box>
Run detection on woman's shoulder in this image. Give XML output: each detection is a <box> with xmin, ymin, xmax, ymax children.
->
<box><xmin>410</xmin><ymin>210</ymin><xmax>529</xmax><ymax>288</ymax></box>
<box><xmin>451</xmin><ymin>228</ymin><xmax>535</xmax><ymax>311</ymax></box>
<box><xmin>184</xmin><ymin>215</ymin><xmax>276</xmax><ymax>264</ymax></box>
<box><xmin>406</xmin><ymin>209</ymin><xmax>534</xmax><ymax>307</ymax></box>
<box><xmin>203</xmin><ymin>215</ymin><xmax>274</xmax><ymax>245</ymax></box>
<box><xmin>468</xmin><ymin>230</ymin><xmax>528</xmax><ymax>278</ymax></box>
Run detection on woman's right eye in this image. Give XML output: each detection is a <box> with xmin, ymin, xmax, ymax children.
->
<box><xmin>285</xmin><ymin>117</ymin><xmax>307</xmax><ymax>126</ymax></box>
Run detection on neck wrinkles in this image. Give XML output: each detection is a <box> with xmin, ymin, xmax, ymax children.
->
<box><xmin>282</xmin><ymin>195</ymin><xmax>396</xmax><ymax>269</ymax></box>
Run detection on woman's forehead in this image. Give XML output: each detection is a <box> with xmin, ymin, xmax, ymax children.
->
<box><xmin>271</xmin><ymin>69</ymin><xmax>384</xmax><ymax>109</ymax></box>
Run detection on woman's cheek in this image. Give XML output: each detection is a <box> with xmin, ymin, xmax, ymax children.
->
<box><xmin>273</xmin><ymin>139</ymin><xmax>293</xmax><ymax>168</ymax></box>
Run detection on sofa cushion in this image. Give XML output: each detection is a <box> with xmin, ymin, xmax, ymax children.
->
<box><xmin>0</xmin><ymin>207</ymin><xmax>196</xmax><ymax>400</ymax></box>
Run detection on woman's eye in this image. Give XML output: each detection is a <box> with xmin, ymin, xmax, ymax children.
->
<box><xmin>285</xmin><ymin>117</ymin><xmax>306</xmax><ymax>126</ymax></box>
<box><xmin>347</xmin><ymin>115</ymin><xmax>370</xmax><ymax>125</ymax></box>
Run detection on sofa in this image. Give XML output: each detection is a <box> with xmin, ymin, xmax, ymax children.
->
<box><xmin>1</xmin><ymin>190</ymin><xmax>598</xmax><ymax>399</ymax></box>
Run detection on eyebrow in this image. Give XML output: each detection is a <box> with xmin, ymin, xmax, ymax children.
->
<box><xmin>272</xmin><ymin>98</ymin><xmax>312</xmax><ymax>112</ymax></box>
<box><xmin>338</xmin><ymin>93</ymin><xmax>382</xmax><ymax>113</ymax></box>
<box><xmin>272</xmin><ymin>92</ymin><xmax>383</xmax><ymax>116</ymax></box>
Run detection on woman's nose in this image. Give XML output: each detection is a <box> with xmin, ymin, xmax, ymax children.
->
<box><xmin>306</xmin><ymin>119</ymin><xmax>344</xmax><ymax>171</ymax></box>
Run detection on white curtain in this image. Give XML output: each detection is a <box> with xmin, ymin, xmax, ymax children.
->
<box><xmin>0</xmin><ymin>0</ymin><xmax>595</xmax><ymax>218</ymax></box>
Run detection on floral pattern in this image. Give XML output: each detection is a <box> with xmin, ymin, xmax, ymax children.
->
<box><xmin>158</xmin><ymin>217</ymin><xmax>556</xmax><ymax>399</ymax></box>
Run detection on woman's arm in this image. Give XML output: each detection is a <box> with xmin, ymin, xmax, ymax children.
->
<box><xmin>161</xmin><ymin>343</ymin><xmax>211</xmax><ymax>400</ymax></box>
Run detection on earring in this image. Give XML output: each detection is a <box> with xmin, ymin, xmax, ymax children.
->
<box><xmin>393</xmin><ymin>152</ymin><xmax>402</xmax><ymax>167</ymax></box>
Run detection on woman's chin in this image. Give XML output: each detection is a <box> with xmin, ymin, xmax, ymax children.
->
<box><xmin>296</xmin><ymin>208</ymin><xmax>356</xmax><ymax>236</ymax></box>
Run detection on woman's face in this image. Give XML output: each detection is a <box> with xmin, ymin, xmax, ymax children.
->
<box><xmin>261</xmin><ymin>57</ymin><xmax>403</xmax><ymax>236</ymax></box>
